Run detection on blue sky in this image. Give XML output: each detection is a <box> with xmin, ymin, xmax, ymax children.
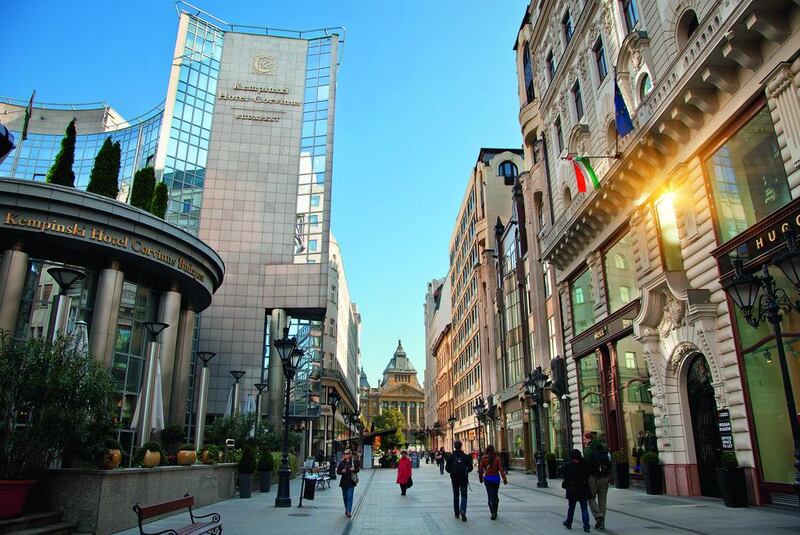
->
<box><xmin>5</xmin><ymin>0</ymin><xmax>527</xmax><ymax>385</ymax></box>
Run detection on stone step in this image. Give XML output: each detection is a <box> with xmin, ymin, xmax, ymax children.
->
<box><xmin>0</xmin><ymin>513</ymin><xmax>63</xmax><ymax>535</ymax></box>
<box><xmin>2</xmin><ymin>521</ymin><xmax>78</xmax><ymax>535</ymax></box>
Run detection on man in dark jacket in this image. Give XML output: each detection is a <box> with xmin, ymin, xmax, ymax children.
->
<box><xmin>445</xmin><ymin>440</ymin><xmax>473</xmax><ymax>521</ymax></box>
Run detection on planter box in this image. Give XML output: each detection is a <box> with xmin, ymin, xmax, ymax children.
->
<box><xmin>37</xmin><ymin>463</ymin><xmax>237</xmax><ymax>534</ymax></box>
<box><xmin>612</xmin><ymin>462</ymin><xmax>630</xmax><ymax>489</ymax></box>
<box><xmin>716</xmin><ymin>468</ymin><xmax>747</xmax><ymax>508</ymax></box>
<box><xmin>642</xmin><ymin>463</ymin><xmax>664</xmax><ymax>495</ymax></box>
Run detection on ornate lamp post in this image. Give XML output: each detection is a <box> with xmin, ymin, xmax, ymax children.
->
<box><xmin>327</xmin><ymin>388</ymin><xmax>341</xmax><ymax>479</ymax></box>
<box><xmin>722</xmin><ymin>251</ymin><xmax>800</xmax><ymax>506</ymax></box>
<box><xmin>448</xmin><ymin>414</ymin><xmax>457</xmax><ymax>450</ymax></box>
<box><xmin>194</xmin><ymin>351</ymin><xmax>216</xmax><ymax>450</ymax></box>
<box><xmin>137</xmin><ymin>321</ymin><xmax>169</xmax><ymax>448</ymax></box>
<box><xmin>473</xmin><ymin>396</ymin><xmax>487</xmax><ymax>455</ymax></box>
<box><xmin>351</xmin><ymin>410</ymin><xmax>361</xmax><ymax>454</ymax></box>
<box><xmin>524</xmin><ymin>366</ymin><xmax>548</xmax><ymax>488</ymax></box>
<box><xmin>273</xmin><ymin>327</ymin><xmax>302</xmax><ymax>508</ymax></box>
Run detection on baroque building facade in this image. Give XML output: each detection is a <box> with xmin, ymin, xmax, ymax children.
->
<box><xmin>513</xmin><ymin>0</ymin><xmax>800</xmax><ymax>505</ymax></box>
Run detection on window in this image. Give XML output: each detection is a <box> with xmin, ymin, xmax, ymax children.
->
<box><xmin>654</xmin><ymin>192</ymin><xmax>684</xmax><ymax>271</ymax></box>
<box><xmin>622</xmin><ymin>0</ymin><xmax>639</xmax><ymax>33</ymax></box>
<box><xmin>619</xmin><ymin>286</ymin><xmax>631</xmax><ymax>304</ymax></box>
<box><xmin>547</xmin><ymin>316</ymin><xmax>557</xmax><ymax>358</ymax></box>
<box><xmin>706</xmin><ymin>105</ymin><xmax>789</xmax><ymax>243</ymax></box>
<box><xmin>536</xmin><ymin>194</ymin><xmax>545</xmax><ymax>230</ymax></box>
<box><xmin>543</xmin><ymin>263</ymin><xmax>552</xmax><ymax>298</ymax></box>
<box><xmin>570</xmin><ymin>268</ymin><xmax>595</xmax><ymax>335</ymax></box>
<box><xmin>546</xmin><ymin>51</ymin><xmax>556</xmax><ymax>81</ymax></box>
<box><xmin>499</xmin><ymin>161</ymin><xmax>519</xmax><ymax>185</ymax></box>
<box><xmin>677</xmin><ymin>10</ymin><xmax>700</xmax><ymax>49</ymax></box>
<box><xmin>572</xmin><ymin>81</ymin><xmax>584</xmax><ymax>121</ymax></box>
<box><xmin>554</xmin><ymin>116</ymin><xmax>564</xmax><ymax>153</ymax></box>
<box><xmin>563</xmin><ymin>186</ymin><xmax>572</xmax><ymax>207</ymax></box>
<box><xmin>309</xmin><ymin>239</ymin><xmax>318</xmax><ymax>252</ymax></box>
<box><xmin>310</xmin><ymin>195</ymin><xmax>321</xmax><ymax>207</ymax></box>
<box><xmin>625</xmin><ymin>351</ymin><xmax>636</xmax><ymax>369</ymax></box>
<box><xmin>523</xmin><ymin>45</ymin><xmax>535</xmax><ymax>103</ymax></box>
<box><xmin>562</xmin><ymin>11</ymin><xmax>574</xmax><ymax>43</ymax></box>
<box><xmin>594</xmin><ymin>38</ymin><xmax>608</xmax><ymax>82</ymax></box>
<box><xmin>614</xmin><ymin>253</ymin><xmax>627</xmax><ymax>270</ymax></box>
<box><xmin>639</xmin><ymin>74</ymin><xmax>652</xmax><ymax>102</ymax></box>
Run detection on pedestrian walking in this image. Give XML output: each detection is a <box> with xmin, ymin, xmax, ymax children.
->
<box><xmin>436</xmin><ymin>447</ymin><xmax>445</xmax><ymax>475</ymax></box>
<box><xmin>584</xmin><ymin>432</ymin><xmax>610</xmax><ymax>530</ymax></box>
<box><xmin>445</xmin><ymin>440</ymin><xmax>473</xmax><ymax>521</ymax></box>
<box><xmin>562</xmin><ymin>449</ymin><xmax>592</xmax><ymax>533</ymax></box>
<box><xmin>397</xmin><ymin>450</ymin><xmax>413</xmax><ymax>495</ymax></box>
<box><xmin>477</xmin><ymin>444</ymin><xmax>507</xmax><ymax>520</ymax></box>
<box><xmin>336</xmin><ymin>449</ymin><xmax>360</xmax><ymax>518</ymax></box>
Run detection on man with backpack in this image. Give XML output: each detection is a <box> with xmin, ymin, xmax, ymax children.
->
<box><xmin>445</xmin><ymin>440</ymin><xmax>473</xmax><ymax>521</ymax></box>
<box><xmin>583</xmin><ymin>432</ymin><xmax>611</xmax><ymax>530</ymax></box>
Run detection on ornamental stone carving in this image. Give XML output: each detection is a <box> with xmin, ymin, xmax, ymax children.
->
<box><xmin>658</xmin><ymin>291</ymin><xmax>685</xmax><ymax>337</ymax></box>
<box><xmin>668</xmin><ymin>342</ymin><xmax>697</xmax><ymax>372</ymax></box>
<box><xmin>601</xmin><ymin>0</ymin><xmax>614</xmax><ymax>35</ymax></box>
<box><xmin>765</xmin><ymin>63</ymin><xmax>792</xmax><ymax>99</ymax></box>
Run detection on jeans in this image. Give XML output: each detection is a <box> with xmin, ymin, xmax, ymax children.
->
<box><xmin>484</xmin><ymin>480</ymin><xmax>500</xmax><ymax>513</ymax></box>
<box><xmin>588</xmin><ymin>475</ymin><xmax>609</xmax><ymax>519</ymax></box>
<box><xmin>451</xmin><ymin>478</ymin><xmax>468</xmax><ymax>514</ymax></box>
<box><xmin>341</xmin><ymin>486</ymin><xmax>355</xmax><ymax>514</ymax></box>
<box><xmin>439</xmin><ymin>461</ymin><xmax>444</xmax><ymax>474</ymax></box>
<box><xmin>566</xmin><ymin>499</ymin><xmax>590</xmax><ymax>529</ymax></box>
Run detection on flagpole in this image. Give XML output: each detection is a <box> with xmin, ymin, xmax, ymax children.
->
<box><xmin>614</xmin><ymin>66</ymin><xmax>619</xmax><ymax>158</ymax></box>
<box><xmin>9</xmin><ymin>90</ymin><xmax>35</xmax><ymax>179</ymax></box>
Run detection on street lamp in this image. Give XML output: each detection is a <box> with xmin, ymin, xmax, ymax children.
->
<box><xmin>473</xmin><ymin>396</ymin><xmax>487</xmax><ymax>454</ymax></box>
<box><xmin>137</xmin><ymin>321</ymin><xmax>169</xmax><ymax>448</ymax></box>
<box><xmin>45</xmin><ymin>266</ymin><xmax>85</xmax><ymax>341</ymax></box>
<box><xmin>327</xmin><ymin>388</ymin><xmax>341</xmax><ymax>479</ymax></box>
<box><xmin>254</xmin><ymin>383</ymin><xmax>267</xmax><ymax>439</ymax></box>
<box><xmin>524</xmin><ymin>366</ymin><xmax>549</xmax><ymax>488</ymax></box>
<box><xmin>194</xmin><ymin>351</ymin><xmax>216</xmax><ymax>449</ymax></box>
<box><xmin>448</xmin><ymin>414</ymin><xmax>457</xmax><ymax>450</ymax></box>
<box><xmin>229</xmin><ymin>370</ymin><xmax>246</xmax><ymax>416</ymax></box>
<box><xmin>722</xmin><ymin>251</ymin><xmax>800</xmax><ymax>506</ymax></box>
<box><xmin>273</xmin><ymin>327</ymin><xmax>301</xmax><ymax>508</ymax></box>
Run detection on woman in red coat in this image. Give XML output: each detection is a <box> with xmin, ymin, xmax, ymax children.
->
<box><xmin>396</xmin><ymin>450</ymin><xmax>413</xmax><ymax>495</ymax></box>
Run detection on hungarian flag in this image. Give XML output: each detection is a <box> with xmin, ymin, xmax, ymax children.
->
<box><xmin>21</xmin><ymin>90</ymin><xmax>35</xmax><ymax>141</ymax></box>
<box><xmin>567</xmin><ymin>155</ymin><xmax>600</xmax><ymax>192</ymax></box>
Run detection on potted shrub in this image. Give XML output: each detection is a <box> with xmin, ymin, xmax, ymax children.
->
<box><xmin>98</xmin><ymin>439</ymin><xmax>123</xmax><ymax>470</ymax></box>
<box><xmin>238</xmin><ymin>445</ymin><xmax>256</xmax><ymax>498</ymax></box>
<box><xmin>716</xmin><ymin>452</ymin><xmax>747</xmax><ymax>508</ymax></box>
<box><xmin>641</xmin><ymin>451</ymin><xmax>664</xmax><ymax>495</ymax></box>
<box><xmin>177</xmin><ymin>444</ymin><xmax>197</xmax><ymax>466</ymax></box>
<box><xmin>0</xmin><ymin>335</ymin><xmax>117</xmax><ymax>519</ymax></box>
<box><xmin>138</xmin><ymin>442</ymin><xmax>163</xmax><ymax>468</ymax></box>
<box><xmin>161</xmin><ymin>424</ymin><xmax>184</xmax><ymax>457</ymax></box>
<box><xmin>199</xmin><ymin>444</ymin><xmax>220</xmax><ymax>465</ymax></box>
<box><xmin>611</xmin><ymin>450</ymin><xmax>630</xmax><ymax>489</ymax></box>
<box><xmin>258</xmin><ymin>448</ymin><xmax>274</xmax><ymax>492</ymax></box>
<box><xmin>545</xmin><ymin>452</ymin><xmax>558</xmax><ymax>479</ymax></box>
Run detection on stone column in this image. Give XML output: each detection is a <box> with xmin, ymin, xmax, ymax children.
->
<box><xmin>766</xmin><ymin>60</ymin><xmax>800</xmax><ymax>196</ymax></box>
<box><xmin>268</xmin><ymin>309</ymin><xmax>289</xmax><ymax>432</ymax></box>
<box><xmin>89</xmin><ymin>261</ymin><xmax>124</xmax><ymax>367</ymax></box>
<box><xmin>168</xmin><ymin>305</ymin><xmax>196</xmax><ymax>426</ymax></box>
<box><xmin>0</xmin><ymin>247</ymin><xmax>28</xmax><ymax>335</ymax></box>
<box><xmin>157</xmin><ymin>283</ymin><xmax>182</xmax><ymax>424</ymax></box>
<box><xmin>586</xmin><ymin>250</ymin><xmax>606</xmax><ymax>323</ymax></box>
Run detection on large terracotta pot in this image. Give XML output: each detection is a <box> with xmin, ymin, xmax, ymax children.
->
<box><xmin>177</xmin><ymin>451</ymin><xmax>197</xmax><ymax>466</ymax></box>
<box><xmin>0</xmin><ymin>480</ymin><xmax>35</xmax><ymax>519</ymax></box>
<box><xmin>142</xmin><ymin>450</ymin><xmax>161</xmax><ymax>468</ymax></box>
<box><xmin>100</xmin><ymin>449</ymin><xmax>122</xmax><ymax>470</ymax></box>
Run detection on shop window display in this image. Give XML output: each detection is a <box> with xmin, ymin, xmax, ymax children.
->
<box><xmin>617</xmin><ymin>336</ymin><xmax>655</xmax><ymax>472</ymax></box>
<box><xmin>578</xmin><ymin>353</ymin><xmax>605</xmax><ymax>437</ymax></box>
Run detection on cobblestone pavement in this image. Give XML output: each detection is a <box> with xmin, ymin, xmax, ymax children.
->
<box><xmin>115</xmin><ymin>462</ymin><xmax>799</xmax><ymax>535</ymax></box>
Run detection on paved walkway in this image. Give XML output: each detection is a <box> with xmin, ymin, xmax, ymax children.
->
<box><xmin>115</xmin><ymin>462</ymin><xmax>798</xmax><ymax>535</ymax></box>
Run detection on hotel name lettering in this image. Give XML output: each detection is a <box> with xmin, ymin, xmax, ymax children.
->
<box><xmin>3</xmin><ymin>213</ymin><xmax>205</xmax><ymax>282</ymax></box>
<box><xmin>218</xmin><ymin>82</ymin><xmax>301</xmax><ymax>124</ymax></box>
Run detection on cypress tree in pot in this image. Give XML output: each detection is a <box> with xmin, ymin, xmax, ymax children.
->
<box><xmin>716</xmin><ymin>452</ymin><xmax>747</xmax><ymax>507</ymax></box>
<box><xmin>258</xmin><ymin>447</ymin><xmax>274</xmax><ymax>492</ymax></box>
<box><xmin>641</xmin><ymin>451</ymin><xmax>663</xmax><ymax>495</ymax></box>
<box><xmin>612</xmin><ymin>450</ymin><xmax>630</xmax><ymax>489</ymax></box>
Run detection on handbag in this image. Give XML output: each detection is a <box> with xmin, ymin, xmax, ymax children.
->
<box><xmin>406</xmin><ymin>477</ymin><xmax>413</xmax><ymax>488</ymax></box>
<box><xmin>351</xmin><ymin>470</ymin><xmax>359</xmax><ymax>484</ymax></box>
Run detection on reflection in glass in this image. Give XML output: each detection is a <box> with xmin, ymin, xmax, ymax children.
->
<box><xmin>617</xmin><ymin>336</ymin><xmax>655</xmax><ymax>473</ymax></box>
<box><xmin>605</xmin><ymin>232</ymin><xmax>639</xmax><ymax>313</ymax></box>
<box><xmin>571</xmin><ymin>269</ymin><xmax>594</xmax><ymax>335</ymax></box>
<box><xmin>578</xmin><ymin>353</ymin><xmax>604</xmax><ymax>437</ymax></box>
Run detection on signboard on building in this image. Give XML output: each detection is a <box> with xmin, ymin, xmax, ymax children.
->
<box><xmin>717</xmin><ymin>408</ymin><xmax>734</xmax><ymax>452</ymax></box>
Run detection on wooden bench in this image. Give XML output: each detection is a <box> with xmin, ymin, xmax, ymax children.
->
<box><xmin>133</xmin><ymin>494</ymin><xmax>222</xmax><ymax>535</ymax></box>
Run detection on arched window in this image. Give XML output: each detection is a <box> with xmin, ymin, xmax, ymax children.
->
<box><xmin>499</xmin><ymin>161</ymin><xmax>518</xmax><ymax>185</ymax></box>
<box><xmin>639</xmin><ymin>74</ymin><xmax>653</xmax><ymax>102</ymax></box>
<box><xmin>614</xmin><ymin>253</ymin><xmax>628</xmax><ymax>270</ymax></box>
<box><xmin>563</xmin><ymin>186</ymin><xmax>573</xmax><ymax>208</ymax></box>
<box><xmin>677</xmin><ymin>9</ymin><xmax>700</xmax><ymax>49</ymax></box>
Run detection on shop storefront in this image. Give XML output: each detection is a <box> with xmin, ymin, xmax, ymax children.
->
<box><xmin>710</xmin><ymin>100</ymin><xmax>800</xmax><ymax>498</ymax></box>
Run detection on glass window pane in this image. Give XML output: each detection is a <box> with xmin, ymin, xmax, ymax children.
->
<box><xmin>570</xmin><ymin>268</ymin><xmax>594</xmax><ymax>335</ymax></box>
<box><xmin>578</xmin><ymin>353</ymin><xmax>604</xmax><ymax>437</ymax></box>
<box><xmin>604</xmin><ymin>232</ymin><xmax>639</xmax><ymax>313</ymax></box>
<box><xmin>706</xmin><ymin>106</ymin><xmax>789</xmax><ymax>242</ymax></box>
<box><xmin>655</xmin><ymin>193</ymin><xmax>684</xmax><ymax>271</ymax></box>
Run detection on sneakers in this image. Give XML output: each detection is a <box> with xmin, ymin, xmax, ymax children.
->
<box><xmin>345</xmin><ymin>512</ymin><xmax>351</xmax><ymax>518</ymax></box>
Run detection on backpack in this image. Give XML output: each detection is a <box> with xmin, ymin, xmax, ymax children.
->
<box><xmin>451</xmin><ymin>452</ymin><xmax>469</xmax><ymax>478</ymax></box>
<box><xmin>591</xmin><ymin>445</ymin><xmax>611</xmax><ymax>477</ymax></box>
